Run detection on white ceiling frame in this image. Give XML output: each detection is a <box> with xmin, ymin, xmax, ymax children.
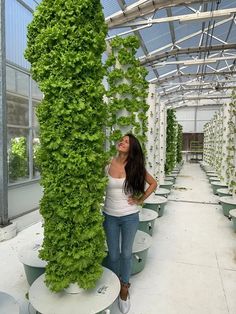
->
<box><xmin>159</xmin><ymin>85</ymin><xmax>236</xmax><ymax>97</ymax></box>
<box><xmin>105</xmin><ymin>1</ymin><xmax>236</xmax><ymax>108</ymax></box>
<box><xmin>172</xmin><ymin>79</ymin><xmax>236</xmax><ymax>86</ymax></box>
<box><xmin>168</xmin><ymin>99</ymin><xmax>224</xmax><ymax>107</ymax></box>
<box><xmin>106</xmin><ymin>24</ymin><xmax>152</xmax><ymax>41</ymax></box>
<box><xmin>152</xmin><ymin>55</ymin><xmax>236</xmax><ymax>67</ymax></box>
<box><xmin>224</xmin><ymin>59</ymin><xmax>231</xmax><ymax>71</ymax></box>
<box><xmin>106</xmin><ymin>0</ymin><xmax>218</xmax><ymax>28</ymax></box>
<box><xmin>168</xmin><ymin>101</ymin><xmax>224</xmax><ymax>109</ymax></box>
<box><xmin>183</xmin><ymin>4</ymin><xmax>198</xmax><ymax>13</ymax></box>
<box><xmin>109</xmin><ymin>8</ymin><xmax>236</xmax><ymax>29</ymax></box>
<box><xmin>140</xmin><ymin>44</ymin><xmax>236</xmax><ymax>65</ymax></box>
<box><xmin>163</xmin><ymin>94</ymin><xmax>232</xmax><ymax>106</ymax></box>
<box><xmin>150</xmin><ymin>63</ymin><xmax>236</xmax><ymax>83</ymax></box>
<box><xmin>224</xmin><ymin>52</ymin><xmax>236</xmax><ymax>57</ymax></box>
<box><xmin>139</xmin><ymin>16</ymin><xmax>233</xmax><ymax>61</ymax></box>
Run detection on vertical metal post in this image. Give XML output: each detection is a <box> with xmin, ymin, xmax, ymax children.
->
<box><xmin>0</xmin><ymin>0</ymin><xmax>8</xmax><ymax>226</ymax></box>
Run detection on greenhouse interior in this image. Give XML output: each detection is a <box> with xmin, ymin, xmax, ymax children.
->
<box><xmin>0</xmin><ymin>0</ymin><xmax>236</xmax><ymax>313</ymax></box>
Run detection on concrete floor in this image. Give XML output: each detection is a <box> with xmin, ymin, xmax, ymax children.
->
<box><xmin>0</xmin><ymin>162</ymin><xmax>236</xmax><ymax>314</ymax></box>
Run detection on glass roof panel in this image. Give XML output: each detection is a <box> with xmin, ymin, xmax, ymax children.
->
<box><xmin>174</xmin><ymin>22</ymin><xmax>203</xmax><ymax>42</ymax></box>
<box><xmin>213</xmin><ymin>20</ymin><xmax>236</xmax><ymax>41</ymax></box>
<box><xmin>139</xmin><ymin>23</ymin><xmax>172</xmax><ymax>52</ymax></box>
<box><xmin>146</xmin><ymin>69</ymin><xmax>156</xmax><ymax>81</ymax></box>
<box><xmin>155</xmin><ymin>64</ymin><xmax>178</xmax><ymax>76</ymax></box>
<box><xmin>101</xmin><ymin>0</ymin><xmax>121</xmax><ymax>17</ymax></box>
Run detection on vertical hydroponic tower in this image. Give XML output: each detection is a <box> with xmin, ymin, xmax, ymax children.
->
<box><xmin>106</xmin><ymin>36</ymin><xmax>148</xmax><ymax>152</ymax></box>
<box><xmin>25</xmin><ymin>0</ymin><xmax>108</xmax><ymax>291</ymax></box>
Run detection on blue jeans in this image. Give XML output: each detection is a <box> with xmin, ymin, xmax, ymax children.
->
<box><xmin>103</xmin><ymin>212</ymin><xmax>139</xmax><ymax>284</ymax></box>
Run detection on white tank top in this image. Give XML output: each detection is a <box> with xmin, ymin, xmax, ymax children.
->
<box><xmin>103</xmin><ymin>165</ymin><xmax>140</xmax><ymax>217</ymax></box>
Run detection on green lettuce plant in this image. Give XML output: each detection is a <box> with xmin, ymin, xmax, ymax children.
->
<box><xmin>105</xmin><ymin>35</ymin><xmax>149</xmax><ymax>152</ymax></box>
<box><xmin>176</xmin><ymin>124</ymin><xmax>183</xmax><ymax>163</ymax></box>
<box><xmin>25</xmin><ymin>0</ymin><xmax>108</xmax><ymax>292</ymax></box>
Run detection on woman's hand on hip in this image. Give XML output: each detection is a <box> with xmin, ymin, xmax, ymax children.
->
<box><xmin>128</xmin><ymin>197</ymin><xmax>143</xmax><ymax>205</ymax></box>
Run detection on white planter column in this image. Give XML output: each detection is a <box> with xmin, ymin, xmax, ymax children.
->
<box><xmin>215</xmin><ymin>110</ymin><xmax>223</xmax><ymax>176</ymax></box>
<box><xmin>156</xmin><ymin>101</ymin><xmax>166</xmax><ymax>185</ymax></box>
<box><xmin>220</xmin><ymin>103</ymin><xmax>230</xmax><ymax>183</ymax></box>
<box><xmin>145</xmin><ymin>83</ymin><xmax>156</xmax><ymax>177</ymax></box>
<box><xmin>227</xmin><ymin>101</ymin><xmax>236</xmax><ymax>197</ymax></box>
<box><xmin>233</xmin><ymin>113</ymin><xmax>236</xmax><ymax>198</ymax></box>
<box><xmin>114</xmin><ymin>51</ymin><xmax>131</xmax><ymax>135</ymax></box>
<box><xmin>154</xmin><ymin>94</ymin><xmax>160</xmax><ymax>180</ymax></box>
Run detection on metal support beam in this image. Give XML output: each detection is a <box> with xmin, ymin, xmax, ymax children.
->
<box><xmin>153</xmin><ymin>55</ymin><xmax>236</xmax><ymax>67</ymax></box>
<box><xmin>0</xmin><ymin>0</ymin><xmax>8</xmax><ymax>226</ymax></box>
<box><xmin>140</xmin><ymin>16</ymin><xmax>233</xmax><ymax>60</ymax></box>
<box><xmin>139</xmin><ymin>44</ymin><xmax>236</xmax><ymax>65</ymax></box>
<box><xmin>160</xmin><ymin>85</ymin><xmax>236</xmax><ymax>97</ymax></box>
<box><xmin>110</xmin><ymin>8</ymin><xmax>236</xmax><ymax>28</ymax></box>
<box><xmin>151</xmin><ymin>71</ymin><xmax>236</xmax><ymax>84</ymax></box>
<box><xmin>106</xmin><ymin>0</ymin><xmax>217</xmax><ymax>28</ymax></box>
<box><xmin>164</xmin><ymin>94</ymin><xmax>231</xmax><ymax>106</ymax></box>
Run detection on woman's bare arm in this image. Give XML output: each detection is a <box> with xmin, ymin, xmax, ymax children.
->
<box><xmin>128</xmin><ymin>172</ymin><xmax>157</xmax><ymax>205</ymax></box>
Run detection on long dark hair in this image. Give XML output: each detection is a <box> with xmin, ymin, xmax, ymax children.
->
<box><xmin>123</xmin><ymin>134</ymin><xmax>146</xmax><ymax>197</ymax></box>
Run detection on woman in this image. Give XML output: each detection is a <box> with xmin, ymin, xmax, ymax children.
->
<box><xmin>103</xmin><ymin>133</ymin><xmax>157</xmax><ymax>314</ymax></box>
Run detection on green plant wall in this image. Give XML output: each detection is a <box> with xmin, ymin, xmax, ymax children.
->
<box><xmin>25</xmin><ymin>0</ymin><xmax>108</xmax><ymax>292</ymax></box>
<box><xmin>165</xmin><ymin>109</ymin><xmax>178</xmax><ymax>174</ymax></box>
<box><xmin>105</xmin><ymin>36</ymin><xmax>149</xmax><ymax>152</ymax></box>
<box><xmin>176</xmin><ymin>124</ymin><xmax>183</xmax><ymax>163</ymax></box>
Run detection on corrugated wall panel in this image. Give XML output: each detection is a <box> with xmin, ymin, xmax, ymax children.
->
<box><xmin>6</xmin><ymin>0</ymin><xmax>33</xmax><ymax>69</ymax></box>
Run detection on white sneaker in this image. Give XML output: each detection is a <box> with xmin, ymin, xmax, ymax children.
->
<box><xmin>118</xmin><ymin>294</ymin><xmax>131</xmax><ymax>314</ymax></box>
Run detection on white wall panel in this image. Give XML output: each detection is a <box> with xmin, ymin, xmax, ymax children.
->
<box><xmin>175</xmin><ymin>107</ymin><xmax>195</xmax><ymax>120</ymax></box>
<box><xmin>8</xmin><ymin>182</ymin><xmax>43</xmax><ymax>218</ymax></box>
<box><xmin>176</xmin><ymin>106</ymin><xmax>221</xmax><ymax>133</ymax></box>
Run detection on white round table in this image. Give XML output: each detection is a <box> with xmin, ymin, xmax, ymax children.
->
<box><xmin>144</xmin><ymin>195</ymin><xmax>167</xmax><ymax>205</ymax></box>
<box><xmin>18</xmin><ymin>242</ymin><xmax>46</xmax><ymax>286</ymax></box>
<box><xmin>29</xmin><ymin>268</ymin><xmax>120</xmax><ymax>314</ymax></box>
<box><xmin>139</xmin><ymin>208</ymin><xmax>158</xmax><ymax>235</ymax></box>
<box><xmin>155</xmin><ymin>188</ymin><xmax>170</xmax><ymax>197</ymax></box>
<box><xmin>0</xmin><ymin>292</ymin><xmax>19</xmax><ymax>314</ymax></box>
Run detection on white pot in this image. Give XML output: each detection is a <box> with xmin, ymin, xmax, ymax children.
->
<box><xmin>64</xmin><ymin>283</ymin><xmax>84</xmax><ymax>294</ymax></box>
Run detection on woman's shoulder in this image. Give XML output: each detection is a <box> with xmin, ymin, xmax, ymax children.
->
<box><xmin>105</xmin><ymin>157</ymin><xmax>115</xmax><ymax>174</ymax></box>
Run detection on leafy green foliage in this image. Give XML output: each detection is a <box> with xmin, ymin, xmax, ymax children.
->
<box><xmin>165</xmin><ymin>109</ymin><xmax>178</xmax><ymax>174</ymax></box>
<box><xmin>9</xmin><ymin>137</ymin><xmax>28</xmax><ymax>181</ymax></box>
<box><xmin>177</xmin><ymin>124</ymin><xmax>183</xmax><ymax>163</ymax></box>
<box><xmin>105</xmin><ymin>35</ymin><xmax>149</xmax><ymax>152</ymax></box>
<box><xmin>25</xmin><ymin>0</ymin><xmax>108</xmax><ymax>292</ymax></box>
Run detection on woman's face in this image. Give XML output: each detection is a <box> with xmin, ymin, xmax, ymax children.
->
<box><xmin>117</xmin><ymin>136</ymin><xmax>130</xmax><ymax>153</ymax></box>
